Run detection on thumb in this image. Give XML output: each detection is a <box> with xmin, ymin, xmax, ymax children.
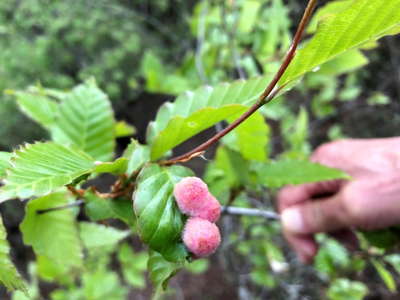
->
<box><xmin>281</xmin><ymin>195</ymin><xmax>348</xmax><ymax>234</ymax></box>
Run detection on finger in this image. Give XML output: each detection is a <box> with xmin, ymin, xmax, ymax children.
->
<box><xmin>339</xmin><ymin>173</ymin><xmax>400</xmax><ymax>230</ymax></box>
<box><xmin>278</xmin><ymin>180</ymin><xmax>343</xmax><ymax>212</ymax></box>
<box><xmin>281</xmin><ymin>195</ymin><xmax>348</xmax><ymax>234</ymax></box>
<box><xmin>284</xmin><ymin>231</ymin><xmax>318</xmax><ymax>264</ymax></box>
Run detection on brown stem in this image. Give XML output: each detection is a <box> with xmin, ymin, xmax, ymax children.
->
<box><xmin>160</xmin><ymin>0</ymin><xmax>317</xmax><ymax>166</ymax></box>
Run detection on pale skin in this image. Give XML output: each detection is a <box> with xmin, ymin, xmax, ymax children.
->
<box><xmin>278</xmin><ymin>137</ymin><xmax>400</xmax><ymax>263</ymax></box>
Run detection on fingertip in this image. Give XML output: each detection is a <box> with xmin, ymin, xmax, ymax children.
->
<box><xmin>281</xmin><ymin>207</ymin><xmax>307</xmax><ymax>234</ymax></box>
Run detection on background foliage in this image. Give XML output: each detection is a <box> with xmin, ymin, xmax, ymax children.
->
<box><xmin>1</xmin><ymin>0</ymin><xmax>400</xmax><ymax>299</ymax></box>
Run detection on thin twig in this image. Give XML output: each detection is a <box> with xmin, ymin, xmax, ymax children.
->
<box><xmin>37</xmin><ymin>200</ymin><xmax>84</xmax><ymax>214</ymax></box>
<box><xmin>66</xmin><ymin>184</ymin><xmax>85</xmax><ymax>197</ymax></box>
<box><xmin>160</xmin><ymin>0</ymin><xmax>318</xmax><ymax>166</ymax></box>
<box><xmin>223</xmin><ymin>206</ymin><xmax>280</xmax><ymax>220</ymax></box>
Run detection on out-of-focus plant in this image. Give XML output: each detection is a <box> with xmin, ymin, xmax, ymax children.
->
<box><xmin>0</xmin><ymin>1</ymin><xmax>399</xmax><ymax>299</ymax></box>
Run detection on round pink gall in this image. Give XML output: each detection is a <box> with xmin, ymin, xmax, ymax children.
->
<box><xmin>192</xmin><ymin>193</ymin><xmax>221</xmax><ymax>223</ymax></box>
<box><xmin>173</xmin><ymin>177</ymin><xmax>209</xmax><ymax>215</ymax></box>
<box><xmin>182</xmin><ymin>217</ymin><xmax>221</xmax><ymax>257</ymax></box>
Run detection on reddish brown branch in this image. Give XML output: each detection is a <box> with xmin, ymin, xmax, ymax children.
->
<box><xmin>160</xmin><ymin>0</ymin><xmax>318</xmax><ymax>166</ymax></box>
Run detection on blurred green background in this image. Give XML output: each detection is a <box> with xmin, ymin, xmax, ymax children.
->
<box><xmin>1</xmin><ymin>0</ymin><xmax>400</xmax><ymax>299</ymax></box>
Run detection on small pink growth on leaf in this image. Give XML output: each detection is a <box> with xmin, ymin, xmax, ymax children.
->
<box><xmin>192</xmin><ymin>193</ymin><xmax>221</xmax><ymax>223</ymax></box>
<box><xmin>173</xmin><ymin>177</ymin><xmax>209</xmax><ymax>215</ymax></box>
<box><xmin>182</xmin><ymin>217</ymin><xmax>221</xmax><ymax>257</ymax></box>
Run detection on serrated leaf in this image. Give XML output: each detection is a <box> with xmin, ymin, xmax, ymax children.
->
<box><xmin>133</xmin><ymin>164</ymin><xmax>193</xmax><ymax>262</ymax></box>
<box><xmin>256</xmin><ymin>160</ymin><xmax>350</xmax><ymax>188</ymax></box>
<box><xmin>13</xmin><ymin>90</ymin><xmax>59</xmax><ymax>129</ymax></box>
<box><xmin>148</xmin><ymin>75</ymin><xmax>271</xmax><ymax>159</ymax></box>
<box><xmin>94</xmin><ymin>157</ymin><xmax>128</xmax><ymax>174</ymax></box>
<box><xmin>280</xmin><ymin>0</ymin><xmax>400</xmax><ymax>86</ymax></box>
<box><xmin>372</xmin><ymin>259</ymin><xmax>397</xmax><ymax>292</ymax></box>
<box><xmin>0</xmin><ymin>142</ymin><xmax>95</xmax><ymax>201</ymax></box>
<box><xmin>79</xmin><ymin>222</ymin><xmax>129</xmax><ymax>255</ymax></box>
<box><xmin>0</xmin><ymin>152</ymin><xmax>11</xmax><ymax>178</ymax></box>
<box><xmin>123</xmin><ymin>140</ymin><xmax>150</xmax><ymax>175</ymax></box>
<box><xmin>115</xmin><ymin>121</ymin><xmax>136</xmax><ymax>138</ymax></box>
<box><xmin>20</xmin><ymin>192</ymin><xmax>83</xmax><ymax>268</ymax></box>
<box><xmin>148</xmin><ymin>250</ymin><xmax>182</xmax><ymax>291</ymax></box>
<box><xmin>0</xmin><ymin>217</ymin><xmax>27</xmax><ymax>293</ymax></box>
<box><xmin>51</xmin><ymin>80</ymin><xmax>115</xmax><ymax>161</ymax></box>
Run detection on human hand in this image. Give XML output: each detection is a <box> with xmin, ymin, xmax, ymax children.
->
<box><xmin>277</xmin><ymin>137</ymin><xmax>400</xmax><ymax>263</ymax></box>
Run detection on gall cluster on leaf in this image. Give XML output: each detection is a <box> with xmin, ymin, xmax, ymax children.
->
<box><xmin>173</xmin><ymin>177</ymin><xmax>221</xmax><ymax>257</ymax></box>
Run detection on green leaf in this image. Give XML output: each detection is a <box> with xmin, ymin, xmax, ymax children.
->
<box><xmin>79</xmin><ymin>222</ymin><xmax>129</xmax><ymax>255</ymax></box>
<box><xmin>148</xmin><ymin>250</ymin><xmax>182</xmax><ymax>291</ymax></box>
<box><xmin>20</xmin><ymin>192</ymin><xmax>83</xmax><ymax>268</ymax></box>
<box><xmin>0</xmin><ymin>152</ymin><xmax>11</xmax><ymax>178</ymax></box>
<box><xmin>82</xmin><ymin>268</ymin><xmax>127</xmax><ymax>300</ymax></box>
<box><xmin>214</xmin><ymin>146</ymin><xmax>251</xmax><ymax>188</ymax></box>
<box><xmin>185</xmin><ymin>259</ymin><xmax>209</xmax><ymax>274</ymax></box>
<box><xmin>327</xmin><ymin>278</ymin><xmax>368</xmax><ymax>300</ymax></box>
<box><xmin>372</xmin><ymin>259</ymin><xmax>397</xmax><ymax>292</ymax></box>
<box><xmin>280</xmin><ymin>0</ymin><xmax>400</xmax><ymax>86</ymax></box>
<box><xmin>250</xmin><ymin>269</ymin><xmax>276</xmax><ymax>288</ymax></box>
<box><xmin>51</xmin><ymin>80</ymin><xmax>115</xmax><ymax>161</ymax></box>
<box><xmin>307</xmin><ymin>0</ymin><xmax>352</xmax><ymax>34</ymax></box>
<box><xmin>316</xmin><ymin>49</ymin><xmax>368</xmax><ymax>76</ymax></box>
<box><xmin>283</xmin><ymin>107</ymin><xmax>310</xmax><ymax>159</ymax></box>
<box><xmin>123</xmin><ymin>140</ymin><xmax>150</xmax><ymax>175</ymax></box>
<box><xmin>0</xmin><ymin>217</ymin><xmax>27</xmax><ymax>293</ymax></box>
<box><xmin>238</xmin><ymin>0</ymin><xmax>261</xmax><ymax>33</ymax></box>
<box><xmin>362</xmin><ymin>228</ymin><xmax>400</xmax><ymax>249</ymax></box>
<box><xmin>148</xmin><ymin>75</ymin><xmax>271</xmax><ymax>159</ymax></box>
<box><xmin>11</xmin><ymin>264</ymin><xmax>39</xmax><ymax>300</ymax></box>
<box><xmin>94</xmin><ymin>157</ymin><xmax>128</xmax><ymax>174</ymax></box>
<box><xmin>37</xmin><ymin>255</ymin><xmax>73</xmax><ymax>285</ymax></box>
<box><xmin>0</xmin><ymin>142</ymin><xmax>95</xmax><ymax>201</ymax></box>
<box><xmin>315</xmin><ymin>237</ymin><xmax>350</xmax><ymax>277</ymax></box>
<box><xmin>225</xmin><ymin>111</ymin><xmax>270</xmax><ymax>162</ymax></box>
<box><xmin>84</xmin><ymin>192</ymin><xmax>135</xmax><ymax>226</ymax></box>
<box><xmin>118</xmin><ymin>243</ymin><xmax>148</xmax><ymax>289</ymax></box>
<box><xmin>151</xmin><ymin>105</ymin><xmax>246</xmax><ymax>160</ymax></box>
<box><xmin>384</xmin><ymin>254</ymin><xmax>400</xmax><ymax>275</ymax></box>
<box><xmin>115</xmin><ymin>120</ymin><xmax>136</xmax><ymax>138</ymax></box>
<box><xmin>133</xmin><ymin>164</ymin><xmax>193</xmax><ymax>262</ymax></box>
<box><xmin>256</xmin><ymin>159</ymin><xmax>350</xmax><ymax>188</ymax></box>
<box><xmin>13</xmin><ymin>89</ymin><xmax>59</xmax><ymax>129</ymax></box>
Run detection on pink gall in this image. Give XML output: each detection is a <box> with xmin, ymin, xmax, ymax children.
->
<box><xmin>173</xmin><ymin>177</ymin><xmax>209</xmax><ymax>215</ymax></box>
<box><xmin>192</xmin><ymin>193</ymin><xmax>221</xmax><ymax>223</ymax></box>
<box><xmin>182</xmin><ymin>217</ymin><xmax>221</xmax><ymax>258</ymax></box>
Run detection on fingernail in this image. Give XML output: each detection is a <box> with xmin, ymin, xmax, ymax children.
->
<box><xmin>281</xmin><ymin>207</ymin><xmax>305</xmax><ymax>233</ymax></box>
